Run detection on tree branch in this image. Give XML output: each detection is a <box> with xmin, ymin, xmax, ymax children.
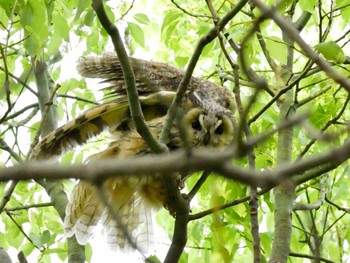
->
<box><xmin>3</xmin><ymin>136</ymin><xmax>350</xmax><ymax>188</ymax></box>
<box><xmin>293</xmin><ymin>176</ymin><xmax>326</xmax><ymax>211</ymax></box>
<box><xmin>91</xmin><ymin>0</ymin><xmax>166</xmax><ymax>153</ymax></box>
<box><xmin>251</xmin><ymin>0</ymin><xmax>350</xmax><ymax>93</ymax></box>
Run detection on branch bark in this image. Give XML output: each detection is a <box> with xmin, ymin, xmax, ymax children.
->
<box><xmin>32</xmin><ymin>58</ymin><xmax>85</xmax><ymax>263</ymax></box>
<box><xmin>3</xmin><ymin>139</ymin><xmax>350</xmax><ymax>188</ymax></box>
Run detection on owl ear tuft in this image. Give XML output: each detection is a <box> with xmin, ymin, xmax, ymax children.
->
<box><xmin>188</xmin><ymin>89</ymin><xmax>205</xmax><ymax>106</ymax></box>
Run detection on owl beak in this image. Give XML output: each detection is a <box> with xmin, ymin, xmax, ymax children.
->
<box><xmin>204</xmin><ymin>132</ymin><xmax>210</xmax><ymax>145</ymax></box>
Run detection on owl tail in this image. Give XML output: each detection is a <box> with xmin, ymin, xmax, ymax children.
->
<box><xmin>101</xmin><ymin>177</ymin><xmax>159</xmax><ymax>253</ymax></box>
<box><xmin>64</xmin><ymin>181</ymin><xmax>104</xmax><ymax>244</ymax></box>
<box><xmin>102</xmin><ymin>194</ymin><xmax>157</xmax><ymax>253</ymax></box>
<box><xmin>64</xmin><ymin>177</ymin><xmax>160</xmax><ymax>253</ymax></box>
<box><xmin>29</xmin><ymin>100</ymin><xmax>129</xmax><ymax>160</ymax></box>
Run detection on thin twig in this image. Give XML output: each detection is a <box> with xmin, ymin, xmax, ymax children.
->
<box><xmin>251</xmin><ymin>0</ymin><xmax>350</xmax><ymax>92</ymax></box>
<box><xmin>4</xmin><ymin>202</ymin><xmax>53</xmax><ymax>212</ymax></box>
<box><xmin>293</xmin><ymin>176</ymin><xmax>326</xmax><ymax>211</ymax></box>
<box><xmin>289</xmin><ymin>251</ymin><xmax>335</xmax><ymax>263</ymax></box>
<box><xmin>187</xmin><ymin>171</ymin><xmax>210</xmax><ymax>201</ymax></box>
<box><xmin>5</xmin><ymin>211</ymin><xmax>41</xmax><ymax>250</ymax></box>
<box><xmin>171</xmin><ymin>0</ymin><xmax>212</xmax><ymax>19</ymax></box>
<box><xmin>325</xmin><ymin>197</ymin><xmax>350</xmax><ymax>213</ymax></box>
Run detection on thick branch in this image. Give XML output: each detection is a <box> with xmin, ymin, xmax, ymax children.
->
<box><xmin>2</xmin><ymin>139</ymin><xmax>350</xmax><ymax>187</ymax></box>
<box><xmin>33</xmin><ymin>58</ymin><xmax>84</xmax><ymax>262</ymax></box>
<box><xmin>163</xmin><ymin>173</ymin><xmax>190</xmax><ymax>263</ymax></box>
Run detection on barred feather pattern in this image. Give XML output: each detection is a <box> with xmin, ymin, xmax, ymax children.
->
<box><xmin>29</xmin><ymin>91</ymin><xmax>175</xmax><ymax>161</ymax></box>
<box><xmin>29</xmin><ymin>101</ymin><xmax>128</xmax><ymax>160</ymax></box>
<box><xmin>77</xmin><ymin>54</ymin><xmax>185</xmax><ymax>95</ymax></box>
<box><xmin>77</xmin><ymin>54</ymin><xmax>235</xmax><ymax>115</ymax></box>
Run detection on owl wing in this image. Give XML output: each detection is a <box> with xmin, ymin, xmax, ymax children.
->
<box><xmin>29</xmin><ymin>100</ymin><xmax>128</xmax><ymax>160</ymax></box>
<box><xmin>31</xmin><ymin>55</ymin><xmax>235</xmax><ymax>160</ymax></box>
<box><xmin>64</xmin><ymin>180</ymin><xmax>104</xmax><ymax>244</ymax></box>
<box><xmin>77</xmin><ymin>55</ymin><xmax>235</xmax><ymax>111</ymax></box>
<box><xmin>29</xmin><ymin>91</ymin><xmax>175</xmax><ymax>161</ymax></box>
<box><xmin>77</xmin><ymin>54</ymin><xmax>186</xmax><ymax>96</ymax></box>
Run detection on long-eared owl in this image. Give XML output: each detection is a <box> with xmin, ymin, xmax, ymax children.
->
<box><xmin>30</xmin><ymin>54</ymin><xmax>236</xmax><ymax>252</ymax></box>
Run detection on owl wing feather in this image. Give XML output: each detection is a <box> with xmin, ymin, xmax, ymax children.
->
<box><xmin>77</xmin><ymin>54</ymin><xmax>235</xmax><ymax>112</ymax></box>
<box><xmin>29</xmin><ymin>90</ymin><xmax>176</xmax><ymax>161</ymax></box>
<box><xmin>64</xmin><ymin>181</ymin><xmax>104</xmax><ymax>244</ymax></box>
<box><xmin>77</xmin><ymin>55</ymin><xmax>186</xmax><ymax>95</ymax></box>
<box><xmin>29</xmin><ymin>100</ymin><xmax>128</xmax><ymax>160</ymax></box>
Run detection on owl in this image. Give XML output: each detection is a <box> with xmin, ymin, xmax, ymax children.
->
<box><xmin>30</xmin><ymin>54</ymin><xmax>236</xmax><ymax>252</ymax></box>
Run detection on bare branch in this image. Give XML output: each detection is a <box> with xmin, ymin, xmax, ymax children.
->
<box><xmin>2</xmin><ymin>134</ymin><xmax>350</xmax><ymax>189</ymax></box>
<box><xmin>293</xmin><ymin>176</ymin><xmax>326</xmax><ymax>211</ymax></box>
<box><xmin>171</xmin><ymin>0</ymin><xmax>212</xmax><ymax>19</ymax></box>
<box><xmin>289</xmin><ymin>251</ymin><xmax>335</xmax><ymax>263</ymax></box>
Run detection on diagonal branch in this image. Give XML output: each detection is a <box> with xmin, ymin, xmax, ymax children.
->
<box><xmin>91</xmin><ymin>0</ymin><xmax>166</xmax><ymax>154</ymax></box>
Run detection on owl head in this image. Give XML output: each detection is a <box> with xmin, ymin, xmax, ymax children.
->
<box><xmin>182</xmin><ymin>107</ymin><xmax>235</xmax><ymax>148</ymax></box>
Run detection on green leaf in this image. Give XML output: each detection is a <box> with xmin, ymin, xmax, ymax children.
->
<box><xmin>29</xmin><ymin>232</ymin><xmax>43</xmax><ymax>247</ymax></box>
<box><xmin>75</xmin><ymin>0</ymin><xmax>90</xmax><ymax>21</ymax></box>
<box><xmin>299</xmin><ymin>0</ymin><xmax>317</xmax><ymax>13</ymax></box>
<box><xmin>277</xmin><ymin>0</ymin><xmax>296</xmax><ymax>12</ymax></box>
<box><xmin>53</xmin><ymin>14</ymin><xmax>70</xmax><ymax>42</ymax></box>
<box><xmin>265</xmin><ymin>36</ymin><xmax>288</xmax><ymax>65</ymax></box>
<box><xmin>336</xmin><ymin>0</ymin><xmax>350</xmax><ymax>20</ymax></box>
<box><xmin>21</xmin><ymin>0</ymin><xmax>49</xmax><ymax>56</ymax></box>
<box><xmin>0</xmin><ymin>0</ymin><xmax>12</xmax><ymax>15</ymax></box>
<box><xmin>161</xmin><ymin>11</ymin><xmax>182</xmax><ymax>46</ymax></box>
<box><xmin>314</xmin><ymin>41</ymin><xmax>346</xmax><ymax>63</ymax></box>
<box><xmin>84</xmin><ymin>9</ymin><xmax>95</xmax><ymax>26</ymax></box>
<box><xmin>60</xmin><ymin>151</ymin><xmax>74</xmax><ymax>164</ymax></box>
<box><xmin>21</xmin><ymin>242</ymin><xmax>35</xmax><ymax>256</ymax></box>
<box><xmin>134</xmin><ymin>13</ymin><xmax>150</xmax><ymax>25</ymax></box>
<box><xmin>0</xmin><ymin>6</ymin><xmax>9</xmax><ymax>28</ymax></box>
<box><xmin>146</xmin><ymin>255</ymin><xmax>161</xmax><ymax>263</ymax></box>
<box><xmin>85</xmin><ymin>243</ymin><xmax>93</xmax><ymax>262</ymax></box>
<box><xmin>47</xmin><ymin>34</ymin><xmax>63</xmax><ymax>57</ymax></box>
<box><xmin>175</xmin><ymin>56</ymin><xmax>188</xmax><ymax>68</ymax></box>
<box><xmin>41</xmin><ymin>230</ymin><xmax>51</xmax><ymax>244</ymax></box>
<box><xmin>127</xmin><ymin>22</ymin><xmax>145</xmax><ymax>47</ymax></box>
<box><xmin>28</xmin><ymin>229</ymin><xmax>51</xmax><ymax>248</ymax></box>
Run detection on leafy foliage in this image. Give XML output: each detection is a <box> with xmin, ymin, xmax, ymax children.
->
<box><xmin>1</xmin><ymin>0</ymin><xmax>350</xmax><ymax>262</ymax></box>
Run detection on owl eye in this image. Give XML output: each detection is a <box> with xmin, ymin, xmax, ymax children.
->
<box><xmin>215</xmin><ymin>125</ymin><xmax>224</xmax><ymax>135</ymax></box>
<box><xmin>191</xmin><ymin>120</ymin><xmax>202</xmax><ymax>131</ymax></box>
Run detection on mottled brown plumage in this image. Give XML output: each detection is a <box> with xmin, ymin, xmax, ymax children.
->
<box><xmin>30</xmin><ymin>54</ymin><xmax>236</xmax><ymax>252</ymax></box>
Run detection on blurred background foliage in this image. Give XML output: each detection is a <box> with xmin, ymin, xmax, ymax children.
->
<box><xmin>0</xmin><ymin>0</ymin><xmax>350</xmax><ymax>262</ymax></box>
